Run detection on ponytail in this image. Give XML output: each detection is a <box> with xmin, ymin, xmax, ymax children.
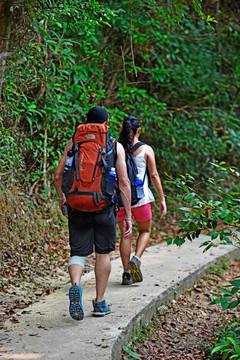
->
<box><xmin>119</xmin><ymin>115</ymin><xmax>140</xmax><ymax>154</ymax></box>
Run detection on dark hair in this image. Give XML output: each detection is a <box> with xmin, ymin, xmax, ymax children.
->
<box><xmin>119</xmin><ymin>115</ymin><xmax>140</xmax><ymax>154</ymax></box>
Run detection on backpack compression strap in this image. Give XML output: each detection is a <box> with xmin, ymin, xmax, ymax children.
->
<box><xmin>74</xmin><ymin>141</ymin><xmax>89</xmax><ymax>180</ymax></box>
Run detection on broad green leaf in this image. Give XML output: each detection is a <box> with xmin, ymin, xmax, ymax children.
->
<box><xmin>122</xmin><ymin>346</ymin><xmax>142</xmax><ymax>359</ymax></box>
<box><xmin>211</xmin><ymin>344</ymin><xmax>229</xmax><ymax>354</ymax></box>
<box><xmin>228</xmin><ymin>299</ymin><xmax>240</xmax><ymax>309</ymax></box>
<box><xmin>180</xmin><ymin>207</ymin><xmax>192</xmax><ymax>212</ymax></box>
<box><xmin>207</xmin><ymin>231</ymin><xmax>219</xmax><ymax>239</ymax></box>
<box><xmin>230</xmin><ymin>279</ymin><xmax>240</xmax><ymax>288</ymax></box>
<box><xmin>184</xmin><ymin>192</ymin><xmax>196</xmax><ymax>201</ymax></box>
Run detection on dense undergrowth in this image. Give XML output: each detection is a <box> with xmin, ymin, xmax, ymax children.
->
<box><xmin>0</xmin><ymin>185</ymin><xmax>69</xmax><ymax>291</ymax></box>
<box><xmin>1</xmin><ymin>0</ymin><xmax>239</xmax><ymax>198</ymax></box>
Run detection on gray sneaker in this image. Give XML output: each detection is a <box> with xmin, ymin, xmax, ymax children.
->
<box><xmin>122</xmin><ymin>271</ymin><xmax>133</xmax><ymax>285</ymax></box>
<box><xmin>128</xmin><ymin>256</ymin><xmax>143</xmax><ymax>283</ymax></box>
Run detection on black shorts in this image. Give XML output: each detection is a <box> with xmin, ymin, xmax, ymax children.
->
<box><xmin>68</xmin><ymin>205</ymin><xmax>117</xmax><ymax>256</ymax></box>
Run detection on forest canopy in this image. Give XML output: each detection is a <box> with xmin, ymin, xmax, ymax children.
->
<box><xmin>0</xmin><ymin>0</ymin><xmax>239</xmax><ymax>201</ymax></box>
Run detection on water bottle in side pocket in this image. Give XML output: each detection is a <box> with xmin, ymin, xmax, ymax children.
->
<box><xmin>135</xmin><ymin>174</ymin><xmax>144</xmax><ymax>199</ymax></box>
<box><xmin>64</xmin><ymin>149</ymin><xmax>74</xmax><ymax>169</ymax></box>
<box><xmin>62</xmin><ymin>149</ymin><xmax>75</xmax><ymax>194</ymax></box>
<box><xmin>106</xmin><ymin>167</ymin><xmax>116</xmax><ymax>195</ymax></box>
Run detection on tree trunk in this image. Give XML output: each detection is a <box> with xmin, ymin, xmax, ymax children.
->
<box><xmin>0</xmin><ymin>0</ymin><xmax>13</xmax><ymax>102</ymax></box>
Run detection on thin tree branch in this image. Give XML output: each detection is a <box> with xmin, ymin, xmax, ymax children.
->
<box><xmin>120</xmin><ymin>45</ymin><xmax>127</xmax><ymax>85</ymax></box>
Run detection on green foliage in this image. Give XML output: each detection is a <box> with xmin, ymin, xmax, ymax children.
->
<box><xmin>0</xmin><ymin>184</ymin><xmax>69</xmax><ymax>288</ymax></box>
<box><xmin>165</xmin><ymin>162</ymin><xmax>240</xmax><ymax>359</ymax></box>
<box><xmin>210</xmin><ymin>322</ymin><xmax>240</xmax><ymax>360</ymax></box>
<box><xmin>122</xmin><ymin>321</ymin><xmax>154</xmax><ymax>359</ymax></box>
<box><xmin>0</xmin><ymin>122</ymin><xmax>25</xmax><ymax>180</ymax></box>
<box><xmin>1</xmin><ymin>0</ymin><xmax>240</xmax><ymax>198</ymax></box>
<box><xmin>210</xmin><ymin>278</ymin><xmax>240</xmax><ymax>311</ymax></box>
<box><xmin>122</xmin><ymin>345</ymin><xmax>142</xmax><ymax>359</ymax></box>
<box><xmin>103</xmin><ymin>0</ymin><xmax>240</xmax><ymax>182</ymax></box>
<box><xmin>207</xmin><ymin>258</ymin><xmax>231</xmax><ymax>278</ymax></box>
<box><xmin>165</xmin><ymin>163</ymin><xmax>240</xmax><ymax>251</ymax></box>
<box><xmin>1</xmin><ymin>0</ymin><xmax>114</xmax><ymax>190</ymax></box>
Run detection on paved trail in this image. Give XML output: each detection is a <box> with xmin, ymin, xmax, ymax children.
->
<box><xmin>1</xmin><ymin>236</ymin><xmax>239</xmax><ymax>360</ymax></box>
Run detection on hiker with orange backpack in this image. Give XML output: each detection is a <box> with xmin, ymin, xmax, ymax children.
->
<box><xmin>117</xmin><ymin>115</ymin><xmax>167</xmax><ymax>285</ymax></box>
<box><xmin>54</xmin><ymin>106</ymin><xmax>132</xmax><ymax>320</ymax></box>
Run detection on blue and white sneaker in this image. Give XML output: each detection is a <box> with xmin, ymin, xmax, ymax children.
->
<box><xmin>69</xmin><ymin>283</ymin><xmax>84</xmax><ymax>321</ymax></box>
<box><xmin>92</xmin><ymin>299</ymin><xmax>111</xmax><ymax>317</ymax></box>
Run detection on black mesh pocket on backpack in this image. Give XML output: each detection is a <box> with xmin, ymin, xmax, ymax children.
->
<box><xmin>62</xmin><ymin>166</ymin><xmax>75</xmax><ymax>194</ymax></box>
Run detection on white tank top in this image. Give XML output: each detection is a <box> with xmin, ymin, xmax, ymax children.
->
<box><xmin>132</xmin><ymin>145</ymin><xmax>155</xmax><ymax>208</ymax></box>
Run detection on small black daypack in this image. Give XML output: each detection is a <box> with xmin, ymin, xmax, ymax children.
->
<box><xmin>117</xmin><ymin>142</ymin><xmax>147</xmax><ymax>207</ymax></box>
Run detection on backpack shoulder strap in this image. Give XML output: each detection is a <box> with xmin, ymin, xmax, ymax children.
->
<box><xmin>132</xmin><ymin>142</ymin><xmax>149</xmax><ymax>184</ymax></box>
<box><xmin>132</xmin><ymin>141</ymin><xmax>146</xmax><ymax>153</ymax></box>
<box><xmin>113</xmin><ymin>139</ymin><xmax>117</xmax><ymax>165</ymax></box>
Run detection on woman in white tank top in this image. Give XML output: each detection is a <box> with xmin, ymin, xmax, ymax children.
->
<box><xmin>117</xmin><ymin>115</ymin><xmax>167</xmax><ymax>285</ymax></box>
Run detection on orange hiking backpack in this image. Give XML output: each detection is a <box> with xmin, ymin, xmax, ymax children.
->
<box><xmin>62</xmin><ymin>123</ymin><xmax>117</xmax><ymax>212</ymax></box>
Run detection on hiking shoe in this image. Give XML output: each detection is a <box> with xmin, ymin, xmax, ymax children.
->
<box><xmin>69</xmin><ymin>283</ymin><xmax>84</xmax><ymax>321</ymax></box>
<box><xmin>122</xmin><ymin>271</ymin><xmax>133</xmax><ymax>285</ymax></box>
<box><xmin>92</xmin><ymin>299</ymin><xmax>111</xmax><ymax>317</ymax></box>
<box><xmin>128</xmin><ymin>256</ymin><xmax>143</xmax><ymax>283</ymax></box>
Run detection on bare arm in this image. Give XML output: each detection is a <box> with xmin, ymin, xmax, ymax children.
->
<box><xmin>54</xmin><ymin>139</ymin><xmax>73</xmax><ymax>209</ymax></box>
<box><xmin>116</xmin><ymin>142</ymin><xmax>132</xmax><ymax>238</ymax></box>
<box><xmin>145</xmin><ymin>146</ymin><xmax>167</xmax><ymax>218</ymax></box>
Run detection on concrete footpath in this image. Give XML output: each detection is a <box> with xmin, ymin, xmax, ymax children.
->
<box><xmin>1</xmin><ymin>236</ymin><xmax>240</xmax><ymax>360</ymax></box>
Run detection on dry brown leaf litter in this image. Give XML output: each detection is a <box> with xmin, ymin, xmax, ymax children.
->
<box><xmin>122</xmin><ymin>259</ymin><xmax>240</xmax><ymax>360</ymax></box>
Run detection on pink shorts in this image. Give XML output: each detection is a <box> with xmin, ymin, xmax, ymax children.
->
<box><xmin>117</xmin><ymin>203</ymin><xmax>152</xmax><ymax>222</ymax></box>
